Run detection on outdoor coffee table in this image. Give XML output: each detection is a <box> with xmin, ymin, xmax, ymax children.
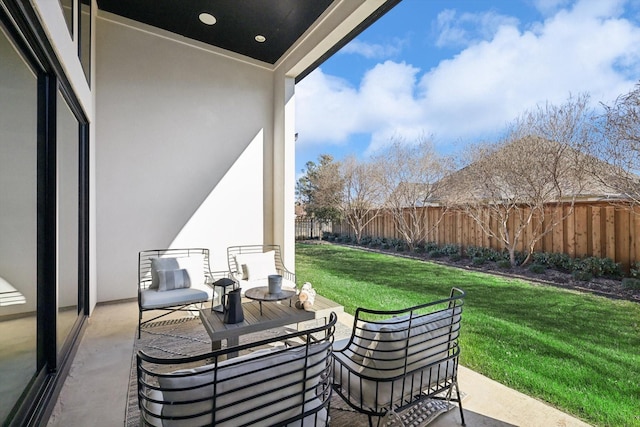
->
<box><xmin>199</xmin><ymin>294</ymin><xmax>344</xmax><ymax>357</ymax></box>
<box><xmin>199</xmin><ymin>300</ymin><xmax>314</xmax><ymax>357</ymax></box>
<box><xmin>244</xmin><ymin>286</ymin><xmax>297</xmax><ymax>315</ymax></box>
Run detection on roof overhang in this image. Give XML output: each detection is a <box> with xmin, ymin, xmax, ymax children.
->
<box><xmin>94</xmin><ymin>0</ymin><xmax>401</xmax><ymax>80</ymax></box>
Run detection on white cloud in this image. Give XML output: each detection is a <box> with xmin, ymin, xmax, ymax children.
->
<box><xmin>435</xmin><ymin>9</ymin><xmax>520</xmax><ymax>48</ymax></box>
<box><xmin>295</xmin><ymin>0</ymin><xmax>640</xmax><ymax>156</ymax></box>
<box><xmin>296</xmin><ymin>61</ymin><xmax>424</xmax><ymax>147</ymax></box>
<box><xmin>339</xmin><ymin>39</ymin><xmax>403</xmax><ymax>59</ymax></box>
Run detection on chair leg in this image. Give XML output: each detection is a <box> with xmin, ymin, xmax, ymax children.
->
<box><xmin>455</xmin><ymin>382</ymin><xmax>466</xmax><ymax>426</ymax></box>
<box><xmin>367</xmin><ymin>415</ymin><xmax>374</xmax><ymax>427</ymax></box>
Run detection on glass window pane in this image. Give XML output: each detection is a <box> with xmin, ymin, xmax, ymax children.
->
<box><xmin>56</xmin><ymin>91</ymin><xmax>80</xmax><ymax>353</ymax></box>
<box><xmin>59</xmin><ymin>0</ymin><xmax>73</xmax><ymax>36</ymax></box>
<box><xmin>0</xmin><ymin>26</ymin><xmax>38</xmax><ymax>424</ymax></box>
<box><xmin>80</xmin><ymin>1</ymin><xmax>90</xmax><ymax>85</ymax></box>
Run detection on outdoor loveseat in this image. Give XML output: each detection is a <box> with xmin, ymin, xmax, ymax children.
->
<box><xmin>137</xmin><ymin>312</ymin><xmax>337</xmax><ymax>427</ymax></box>
<box><xmin>332</xmin><ymin>288</ymin><xmax>466</xmax><ymax>426</ymax></box>
<box><xmin>227</xmin><ymin>244</ymin><xmax>297</xmax><ymax>293</ymax></box>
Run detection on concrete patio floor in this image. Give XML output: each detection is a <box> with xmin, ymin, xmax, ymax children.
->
<box><xmin>46</xmin><ymin>300</ymin><xmax>592</xmax><ymax>427</ymax></box>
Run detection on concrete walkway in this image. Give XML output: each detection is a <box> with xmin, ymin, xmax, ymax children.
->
<box><xmin>47</xmin><ymin>301</ymin><xmax>592</xmax><ymax>427</ymax></box>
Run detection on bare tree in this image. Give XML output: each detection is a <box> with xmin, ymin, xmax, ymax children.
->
<box><xmin>590</xmin><ymin>82</ymin><xmax>640</xmax><ymax>209</ymax></box>
<box><xmin>446</xmin><ymin>94</ymin><xmax>593</xmax><ymax>265</ymax></box>
<box><xmin>374</xmin><ymin>137</ymin><xmax>453</xmax><ymax>251</ymax></box>
<box><xmin>339</xmin><ymin>156</ymin><xmax>383</xmax><ymax>244</ymax></box>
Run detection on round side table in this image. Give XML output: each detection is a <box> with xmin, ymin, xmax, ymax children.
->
<box><xmin>244</xmin><ymin>286</ymin><xmax>297</xmax><ymax>315</ymax></box>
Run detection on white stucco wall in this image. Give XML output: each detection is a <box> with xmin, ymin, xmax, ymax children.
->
<box><xmin>94</xmin><ymin>15</ymin><xmax>275</xmax><ymax>302</ymax></box>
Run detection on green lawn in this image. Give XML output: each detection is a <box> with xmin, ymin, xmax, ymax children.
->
<box><xmin>295</xmin><ymin>243</ymin><xmax>640</xmax><ymax>427</ymax></box>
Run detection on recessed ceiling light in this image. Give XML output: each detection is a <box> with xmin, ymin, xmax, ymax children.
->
<box><xmin>255</xmin><ymin>35</ymin><xmax>266</xmax><ymax>43</ymax></box>
<box><xmin>199</xmin><ymin>13</ymin><xmax>216</xmax><ymax>25</ymax></box>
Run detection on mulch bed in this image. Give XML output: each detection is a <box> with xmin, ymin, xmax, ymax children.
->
<box><xmin>302</xmin><ymin>240</ymin><xmax>640</xmax><ymax>303</ymax></box>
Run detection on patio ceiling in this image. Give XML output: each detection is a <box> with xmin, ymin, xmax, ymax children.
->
<box><xmin>95</xmin><ymin>0</ymin><xmax>335</xmax><ymax>64</ymax></box>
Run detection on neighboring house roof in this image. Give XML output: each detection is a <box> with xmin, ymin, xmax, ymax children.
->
<box><xmin>387</xmin><ymin>182</ymin><xmax>440</xmax><ymax>207</ymax></box>
<box><xmin>434</xmin><ymin>137</ymin><xmax>633</xmax><ymax>204</ymax></box>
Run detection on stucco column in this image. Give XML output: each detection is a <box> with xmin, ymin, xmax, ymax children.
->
<box><xmin>272</xmin><ymin>74</ymin><xmax>296</xmax><ymax>269</ymax></box>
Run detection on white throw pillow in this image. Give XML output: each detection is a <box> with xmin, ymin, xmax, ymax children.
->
<box><xmin>177</xmin><ymin>255</ymin><xmax>206</xmax><ymax>286</ymax></box>
<box><xmin>157</xmin><ymin>269</ymin><xmax>191</xmax><ymax>291</ymax></box>
<box><xmin>234</xmin><ymin>251</ymin><xmax>277</xmax><ymax>281</ymax></box>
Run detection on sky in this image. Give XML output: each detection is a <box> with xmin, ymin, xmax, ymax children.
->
<box><xmin>294</xmin><ymin>0</ymin><xmax>640</xmax><ymax>175</ymax></box>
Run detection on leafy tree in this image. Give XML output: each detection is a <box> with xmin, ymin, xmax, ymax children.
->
<box><xmin>296</xmin><ymin>154</ymin><xmax>343</xmax><ymax>222</ymax></box>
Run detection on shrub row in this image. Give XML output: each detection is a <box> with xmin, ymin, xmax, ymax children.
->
<box><xmin>322</xmin><ymin>232</ymin><xmax>627</xmax><ymax>281</ymax></box>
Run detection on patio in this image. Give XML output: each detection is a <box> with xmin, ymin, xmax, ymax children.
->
<box><xmin>46</xmin><ymin>299</ymin><xmax>590</xmax><ymax>427</ymax></box>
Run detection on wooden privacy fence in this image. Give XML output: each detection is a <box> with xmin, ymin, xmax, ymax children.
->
<box><xmin>295</xmin><ymin>218</ymin><xmax>332</xmax><ymax>240</ymax></box>
<box><xmin>332</xmin><ymin>201</ymin><xmax>640</xmax><ymax>271</ymax></box>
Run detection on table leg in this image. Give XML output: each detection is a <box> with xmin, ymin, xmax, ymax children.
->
<box><xmin>227</xmin><ymin>336</ymin><xmax>240</xmax><ymax>358</ymax></box>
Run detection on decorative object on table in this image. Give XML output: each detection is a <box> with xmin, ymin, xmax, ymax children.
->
<box><xmin>212</xmin><ymin>277</ymin><xmax>237</xmax><ymax>312</ymax></box>
<box><xmin>222</xmin><ymin>288</ymin><xmax>244</xmax><ymax>324</ymax></box>
<box><xmin>268</xmin><ymin>274</ymin><xmax>283</xmax><ymax>294</ymax></box>
<box><xmin>295</xmin><ymin>282</ymin><xmax>316</xmax><ymax>310</ymax></box>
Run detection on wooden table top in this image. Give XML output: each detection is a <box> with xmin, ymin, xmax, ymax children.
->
<box><xmin>199</xmin><ymin>294</ymin><xmax>344</xmax><ymax>343</ymax></box>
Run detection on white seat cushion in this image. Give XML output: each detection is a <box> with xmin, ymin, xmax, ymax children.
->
<box><xmin>148</xmin><ymin>342</ymin><xmax>330</xmax><ymax>426</ymax></box>
<box><xmin>140</xmin><ymin>287</ymin><xmax>211</xmax><ymax>310</ymax></box>
<box><xmin>333</xmin><ymin>307</ymin><xmax>461</xmax><ymax>409</ymax></box>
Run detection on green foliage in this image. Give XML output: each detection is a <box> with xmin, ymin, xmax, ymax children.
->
<box><xmin>574</xmin><ymin>256</ymin><xmax>622</xmax><ymax>278</ymax></box>
<box><xmin>466</xmin><ymin>246</ymin><xmax>503</xmax><ymax>262</ymax></box>
<box><xmin>296</xmin><ymin>243</ymin><xmax>640</xmax><ymax>427</ymax></box>
<box><xmin>387</xmin><ymin>238</ymin><xmax>407</xmax><ymax>252</ymax></box>
<box><xmin>472</xmin><ymin>256</ymin><xmax>486</xmax><ymax>265</ymax></box>
<box><xmin>510</xmin><ymin>251</ymin><xmax>527</xmax><ymax>265</ymax></box>
<box><xmin>496</xmin><ymin>259</ymin><xmax>512</xmax><ymax>269</ymax></box>
<box><xmin>424</xmin><ymin>241</ymin><xmax>439</xmax><ymax>252</ymax></box>
<box><xmin>428</xmin><ymin>249</ymin><xmax>443</xmax><ymax>258</ymax></box>
<box><xmin>296</xmin><ymin>154</ymin><xmax>343</xmax><ymax>222</ymax></box>
<box><xmin>449</xmin><ymin>253</ymin><xmax>462</xmax><ymax>262</ymax></box>
<box><xmin>528</xmin><ymin>263</ymin><xmax>547</xmax><ymax>274</ymax></box>
<box><xmin>368</xmin><ymin>237</ymin><xmax>383</xmax><ymax>248</ymax></box>
<box><xmin>546</xmin><ymin>253</ymin><xmax>574</xmax><ymax>272</ymax></box>
<box><xmin>359</xmin><ymin>235</ymin><xmax>372</xmax><ymax>246</ymax></box>
<box><xmin>630</xmin><ymin>261</ymin><xmax>640</xmax><ymax>279</ymax></box>
<box><xmin>440</xmin><ymin>244</ymin><xmax>461</xmax><ymax>256</ymax></box>
<box><xmin>622</xmin><ymin>278</ymin><xmax>640</xmax><ymax>289</ymax></box>
<box><xmin>465</xmin><ymin>246</ymin><xmax>485</xmax><ymax>258</ymax></box>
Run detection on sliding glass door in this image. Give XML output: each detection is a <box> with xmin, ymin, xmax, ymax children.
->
<box><xmin>0</xmin><ymin>4</ymin><xmax>89</xmax><ymax>425</ymax></box>
<box><xmin>0</xmin><ymin>23</ymin><xmax>38</xmax><ymax>424</ymax></box>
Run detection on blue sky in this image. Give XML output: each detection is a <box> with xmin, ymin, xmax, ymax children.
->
<box><xmin>294</xmin><ymin>0</ymin><xmax>640</xmax><ymax>175</ymax></box>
